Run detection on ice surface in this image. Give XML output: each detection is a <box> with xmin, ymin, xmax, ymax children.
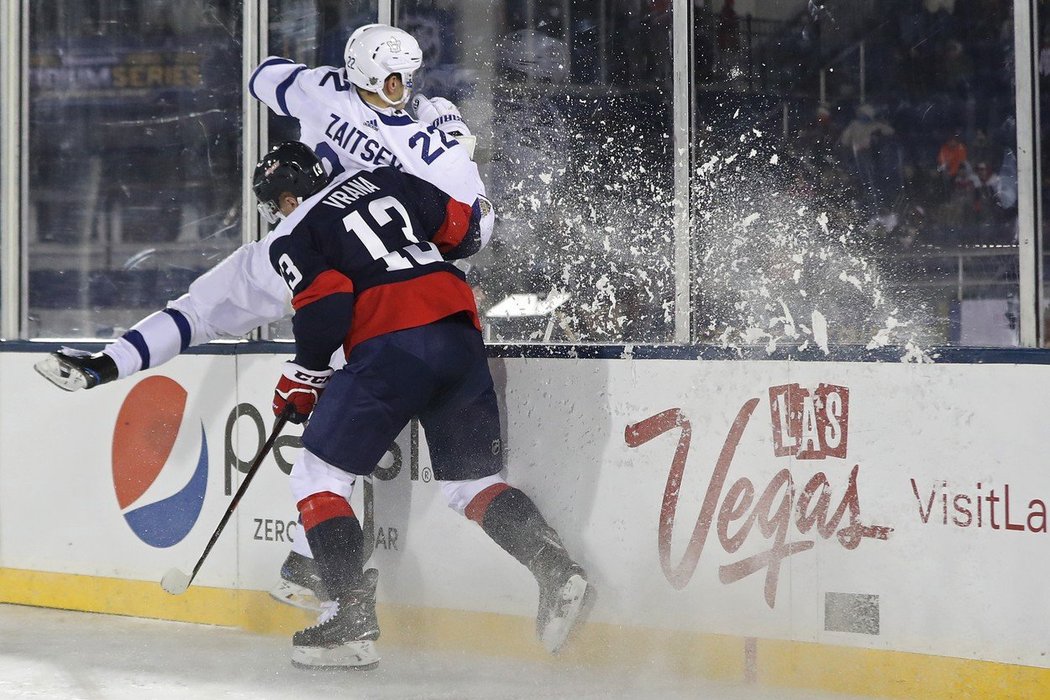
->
<box><xmin>0</xmin><ymin>604</ymin><xmax>873</xmax><ymax>700</ymax></box>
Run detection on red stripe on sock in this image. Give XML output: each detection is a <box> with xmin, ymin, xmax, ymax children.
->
<box><xmin>297</xmin><ymin>491</ymin><xmax>354</xmax><ymax>531</ymax></box>
<box><xmin>465</xmin><ymin>483</ymin><xmax>511</xmax><ymax>524</ymax></box>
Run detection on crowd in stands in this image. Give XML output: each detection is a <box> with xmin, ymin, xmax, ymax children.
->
<box><xmin>775</xmin><ymin>0</ymin><xmax>1019</xmax><ymax>250</ymax></box>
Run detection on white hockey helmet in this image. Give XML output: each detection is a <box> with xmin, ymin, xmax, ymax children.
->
<box><xmin>344</xmin><ymin>24</ymin><xmax>423</xmax><ymax>107</ymax></box>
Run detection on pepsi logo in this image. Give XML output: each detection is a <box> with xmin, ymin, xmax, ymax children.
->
<box><xmin>112</xmin><ymin>376</ymin><xmax>208</xmax><ymax>548</ymax></box>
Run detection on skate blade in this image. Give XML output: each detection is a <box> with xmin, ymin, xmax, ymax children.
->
<box><xmin>291</xmin><ymin>640</ymin><xmax>379</xmax><ymax>670</ymax></box>
<box><xmin>33</xmin><ymin>354</ymin><xmax>89</xmax><ymax>392</ymax></box>
<box><xmin>269</xmin><ymin>579</ymin><xmax>322</xmax><ymax>612</ymax></box>
<box><xmin>541</xmin><ymin>574</ymin><xmax>595</xmax><ymax>654</ymax></box>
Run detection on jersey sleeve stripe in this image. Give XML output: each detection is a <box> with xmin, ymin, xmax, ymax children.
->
<box><xmin>162</xmin><ymin>308</ymin><xmax>192</xmax><ymax>352</ymax></box>
<box><xmin>433</xmin><ymin>199</ymin><xmax>482</xmax><ymax>258</ymax></box>
<box><xmin>291</xmin><ymin>269</ymin><xmax>355</xmax><ymax>311</ymax></box>
<box><xmin>275</xmin><ymin>66</ymin><xmax>308</xmax><ymax>117</ymax></box>
<box><xmin>247</xmin><ymin>57</ymin><xmax>295</xmax><ymax>102</ymax></box>
<box><xmin>432</xmin><ymin>199</ymin><xmax>472</xmax><ymax>249</ymax></box>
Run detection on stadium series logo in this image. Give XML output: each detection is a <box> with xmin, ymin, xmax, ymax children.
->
<box><xmin>112</xmin><ymin>376</ymin><xmax>208</xmax><ymax>547</ymax></box>
<box><xmin>625</xmin><ymin>383</ymin><xmax>892</xmax><ymax>608</ymax></box>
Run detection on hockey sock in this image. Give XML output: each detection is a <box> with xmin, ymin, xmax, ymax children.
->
<box><xmin>297</xmin><ymin>491</ymin><xmax>364</xmax><ymax>597</ymax></box>
<box><xmin>466</xmin><ymin>486</ymin><xmax>569</xmax><ymax>573</ymax></box>
<box><xmin>104</xmin><ymin>308</ymin><xmax>192</xmax><ymax>378</ymax></box>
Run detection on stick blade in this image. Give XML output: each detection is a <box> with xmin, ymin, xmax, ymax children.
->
<box><xmin>161</xmin><ymin>568</ymin><xmax>192</xmax><ymax>595</ymax></box>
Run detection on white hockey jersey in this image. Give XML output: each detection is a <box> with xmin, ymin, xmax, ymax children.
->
<box><xmin>249</xmin><ymin>57</ymin><xmax>485</xmax><ymax>205</ymax></box>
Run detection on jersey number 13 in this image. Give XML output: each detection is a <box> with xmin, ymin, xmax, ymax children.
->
<box><xmin>344</xmin><ymin>195</ymin><xmax>442</xmax><ymax>271</ymax></box>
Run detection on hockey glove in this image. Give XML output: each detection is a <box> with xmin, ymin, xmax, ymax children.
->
<box><xmin>412</xmin><ymin>95</ymin><xmax>471</xmax><ymax>136</ymax></box>
<box><xmin>273</xmin><ymin>361</ymin><xmax>333</xmax><ymax>424</ymax></box>
<box><xmin>411</xmin><ymin>95</ymin><xmax>477</xmax><ymax>157</ymax></box>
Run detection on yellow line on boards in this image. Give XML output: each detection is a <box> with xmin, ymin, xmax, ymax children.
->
<box><xmin>0</xmin><ymin>567</ymin><xmax>310</xmax><ymax>633</ymax></box>
<box><xmin>0</xmin><ymin>567</ymin><xmax>1045</xmax><ymax>699</ymax></box>
<box><xmin>758</xmin><ymin>637</ymin><xmax>1050</xmax><ymax>700</ymax></box>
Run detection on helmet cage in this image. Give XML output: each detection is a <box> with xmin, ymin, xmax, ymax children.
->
<box><xmin>257</xmin><ymin>199</ymin><xmax>282</xmax><ymax>225</ymax></box>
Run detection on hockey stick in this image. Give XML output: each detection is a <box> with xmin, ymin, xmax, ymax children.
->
<box><xmin>161</xmin><ymin>410</ymin><xmax>291</xmax><ymax>595</ymax></box>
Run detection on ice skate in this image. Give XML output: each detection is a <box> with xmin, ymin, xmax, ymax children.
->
<box><xmin>291</xmin><ymin>568</ymin><xmax>380</xmax><ymax>670</ymax></box>
<box><xmin>532</xmin><ymin>543</ymin><xmax>594</xmax><ymax>654</ymax></box>
<box><xmin>270</xmin><ymin>551</ymin><xmax>327</xmax><ymax>611</ymax></box>
<box><xmin>34</xmin><ymin>348</ymin><xmax>117</xmax><ymax>392</ymax></box>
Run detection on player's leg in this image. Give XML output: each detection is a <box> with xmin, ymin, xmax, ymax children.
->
<box><xmin>424</xmin><ymin>317</ymin><xmax>594</xmax><ymax>654</ymax></box>
<box><xmin>33</xmin><ymin>305</ymin><xmax>190</xmax><ymax>391</ymax></box>
<box><xmin>287</xmin><ymin>450</ymin><xmax>378</xmax><ymax>669</ymax></box>
<box><xmin>36</xmin><ymin>245</ymin><xmax>289</xmax><ymax>391</ymax></box>
<box><xmin>287</xmin><ymin>332</ymin><xmax>431</xmax><ymax>668</ymax></box>
<box><xmin>440</xmin><ymin>472</ymin><xmax>594</xmax><ymax>654</ymax></box>
<box><xmin>269</xmin><ymin>527</ymin><xmax>326</xmax><ymax>611</ymax></box>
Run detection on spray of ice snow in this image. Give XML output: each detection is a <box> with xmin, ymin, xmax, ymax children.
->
<box><xmin>693</xmin><ymin>130</ymin><xmax>933</xmax><ymax>361</ymax></box>
<box><xmin>477</xmin><ymin>85</ymin><xmax>933</xmax><ymax>357</ymax></box>
<box><xmin>482</xmin><ymin>90</ymin><xmax>675</xmax><ymax>343</ymax></box>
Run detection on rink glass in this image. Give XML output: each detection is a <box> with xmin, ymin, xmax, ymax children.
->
<box><xmin>13</xmin><ymin>1</ymin><xmax>1038</xmax><ymax>348</ymax></box>
<box><xmin>26</xmin><ymin>1</ymin><xmax>244</xmax><ymax>338</ymax></box>
<box><xmin>688</xmin><ymin>1</ymin><xmax>1020</xmax><ymax>349</ymax></box>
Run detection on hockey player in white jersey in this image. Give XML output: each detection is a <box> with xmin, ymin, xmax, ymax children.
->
<box><xmin>248</xmin><ymin>23</ymin><xmax>481</xmax><ymax>203</ymax></box>
<box><xmin>36</xmin><ymin>24</ymin><xmax>484</xmax><ymax>397</ymax></box>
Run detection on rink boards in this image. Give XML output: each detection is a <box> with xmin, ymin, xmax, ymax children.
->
<box><xmin>0</xmin><ymin>347</ymin><xmax>1048</xmax><ymax>698</ymax></box>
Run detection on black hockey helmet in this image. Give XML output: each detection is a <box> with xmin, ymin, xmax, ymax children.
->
<box><xmin>252</xmin><ymin>142</ymin><xmax>330</xmax><ymax>224</ymax></box>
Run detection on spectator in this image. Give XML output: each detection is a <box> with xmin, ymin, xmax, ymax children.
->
<box><xmin>800</xmin><ymin>104</ymin><xmax>838</xmax><ymax>156</ymax></box>
<box><xmin>934</xmin><ymin>39</ymin><xmax>973</xmax><ymax>96</ymax></box>
<box><xmin>895</xmin><ymin>0</ymin><xmax>928</xmax><ymax>48</ymax></box>
<box><xmin>966</xmin><ymin>161</ymin><xmax>1001</xmax><ymax>223</ymax></box>
<box><xmin>968</xmin><ymin>129</ymin><xmax>994</xmax><ymax>167</ymax></box>
<box><xmin>642</xmin><ymin>0</ymin><xmax>673</xmax><ymax>84</ymax></box>
<box><xmin>937</xmin><ymin>131</ymin><xmax>968</xmax><ymax>191</ymax></box>
<box><xmin>839</xmin><ymin>104</ymin><xmax>896</xmax><ymax>207</ymax></box>
<box><xmin>924</xmin><ymin>0</ymin><xmax>958</xmax><ymax>41</ymax></box>
<box><xmin>791</xmin><ymin>104</ymin><xmax>849</xmax><ymax>194</ymax></box>
<box><xmin>924</xmin><ymin>0</ymin><xmax>956</xmax><ymax>11</ymax></box>
<box><xmin>995</xmin><ymin>148</ymin><xmax>1018</xmax><ymax>210</ymax></box>
<box><xmin>940</xmin><ymin>160</ymin><xmax>978</xmax><ymax>228</ymax></box>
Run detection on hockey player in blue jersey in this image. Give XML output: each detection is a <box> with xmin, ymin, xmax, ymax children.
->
<box><xmin>37</xmin><ymin>143</ymin><xmax>594</xmax><ymax>667</ymax></box>
<box><xmin>256</xmin><ymin>144</ymin><xmax>592</xmax><ymax>668</ymax></box>
<box><xmin>251</xmin><ymin>23</ymin><xmax>491</xmax><ymax>607</ymax></box>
